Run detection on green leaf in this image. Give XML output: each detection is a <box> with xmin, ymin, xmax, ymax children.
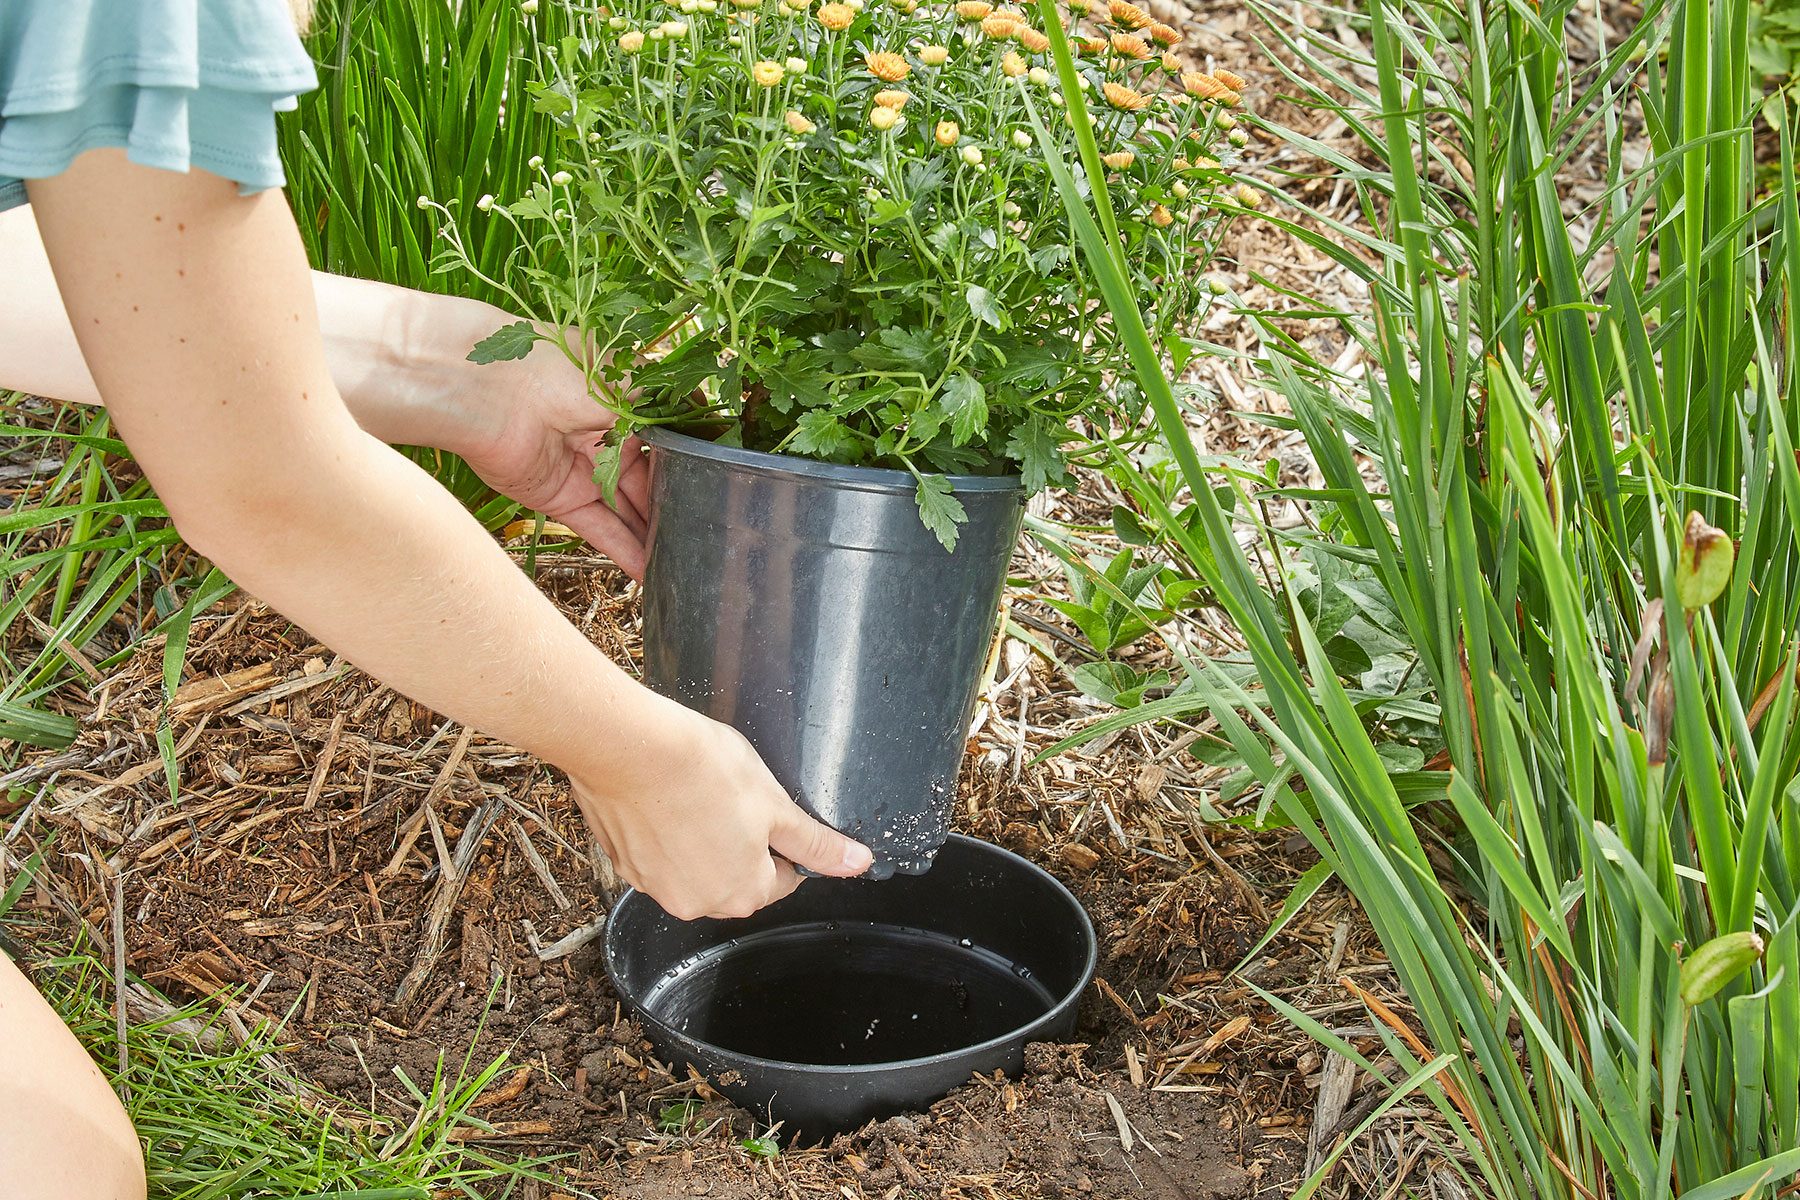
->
<box><xmin>0</xmin><ymin>700</ymin><xmax>78</xmax><ymax>750</ymax></box>
<box><xmin>467</xmin><ymin>320</ymin><xmax>539</xmax><ymax>364</ymax></box>
<box><xmin>789</xmin><ymin>411</ymin><xmax>856</xmax><ymax>460</ymax></box>
<box><xmin>966</xmin><ymin>284</ymin><xmax>1004</xmax><ymax>330</ymax></box>
<box><xmin>740</xmin><ymin>1134</ymin><xmax>780</xmax><ymax>1159</ymax></box>
<box><xmin>1005</xmin><ymin>416</ymin><xmax>1068</xmax><ymax>491</ymax></box>
<box><xmin>915</xmin><ymin>473</ymin><xmax>967</xmax><ymax>551</ymax></box>
<box><xmin>941</xmin><ymin>372</ymin><xmax>989</xmax><ymax>445</ymax></box>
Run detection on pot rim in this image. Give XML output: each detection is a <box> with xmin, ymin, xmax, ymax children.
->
<box><xmin>603</xmin><ymin>833</ymin><xmax>1098</xmax><ymax>1077</ymax></box>
<box><xmin>639</xmin><ymin>426</ymin><xmax>1025</xmax><ymax>495</ymax></box>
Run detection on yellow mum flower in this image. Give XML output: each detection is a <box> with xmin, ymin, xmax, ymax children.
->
<box><xmin>1181</xmin><ymin>70</ymin><xmax>1225</xmax><ymax>100</ymax></box>
<box><xmin>1149</xmin><ymin>203</ymin><xmax>1173</xmax><ymax>227</ymax></box>
<box><xmin>1067</xmin><ymin>0</ymin><xmax>1091</xmax><ymax>12</ymax></box>
<box><xmin>866</xmin><ymin>49</ymin><xmax>911</xmax><ymax>80</ymax></box>
<box><xmin>935</xmin><ymin>119</ymin><xmax>961</xmax><ymax>145</ymax></box>
<box><xmin>1102</xmin><ymin>150</ymin><xmax>1135</xmax><ymax>169</ymax></box>
<box><xmin>1101</xmin><ymin>80</ymin><xmax>1150</xmax><ymax>110</ymax></box>
<box><xmin>1219</xmin><ymin>88</ymin><xmax>1243</xmax><ymax>107</ymax></box>
<box><xmin>874</xmin><ymin>88</ymin><xmax>911</xmax><ymax>108</ymax></box>
<box><xmin>817</xmin><ymin>1</ymin><xmax>855</xmax><ymax>27</ymax></box>
<box><xmin>785</xmin><ymin>108</ymin><xmax>817</xmax><ymax>134</ymax></box>
<box><xmin>752</xmin><ymin>59</ymin><xmax>786</xmax><ymax>86</ymax></box>
<box><xmin>1107</xmin><ymin>0</ymin><xmax>1149</xmax><ymax>27</ymax></box>
<box><xmin>982</xmin><ymin>13</ymin><xmax>1023</xmax><ymax>38</ymax></box>
<box><xmin>920</xmin><ymin>43</ymin><xmax>950</xmax><ymax>64</ymax></box>
<box><xmin>1002</xmin><ymin>50</ymin><xmax>1027</xmax><ymax>76</ymax></box>
<box><xmin>618</xmin><ymin>29</ymin><xmax>646</xmax><ymax>50</ymax></box>
<box><xmin>1215</xmin><ymin>68</ymin><xmax>1246</xmax><ymax>90</ymax></box>
<box><xmin>870</xmin><ymin>105</ymin><xmax>901</xmax><ymax>130</ymax></box>
<box><xmin>1171</xmin><ymin>155</ymin><xmax>1191</xmax><ymax>170</ymax></box>
<box><xmin>1234</xmin><ymin>183</ymin><xmax>1261</xmax><ymax>208</ymax></box>
<box><xmin>1147</xmin><ymin>21</ymin><xmax>1179</xmax><ymax>45</ymax></box>
<box><xmin>1111</xmin><ymin>32</ymin><xmax>1152</xmax><ymax>59</ymax></box>
<box><xmin>1075</xmin><ymin>35</ymin><xmax>1108</xmax><ymax>54</ymax></box>
<box><xmin>955</xmin><ymin>0</ymin><xmax>992</xmax><ymax>18</ymax></box>
<box><xmin>1018</xmin><ymin>26</ymin><xmax>1050</xmax><ymax>51</ymax></box>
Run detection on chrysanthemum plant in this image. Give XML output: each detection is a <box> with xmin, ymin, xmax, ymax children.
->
<box><xmin>429</xmin><ymin>0</ymin><xmax>1256</xmax><ymax>545</ymax></box>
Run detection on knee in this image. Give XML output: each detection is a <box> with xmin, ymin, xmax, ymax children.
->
<box><xmin>4</xmin><ymin>1093</ymin><xmax>146</xmax><ymax>1200</ymax></box>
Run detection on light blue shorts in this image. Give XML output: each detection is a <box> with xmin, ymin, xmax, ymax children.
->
<box><xmin>0</xmin><ymin>0</ymin><xmax>317</xmax><ymax>212</ymax></box>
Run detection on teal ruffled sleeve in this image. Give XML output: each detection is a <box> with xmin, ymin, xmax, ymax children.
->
<box><xmin>0</xmin><ymin>0</ymin><xmax>317</xmax><ymax>211</ymax></box>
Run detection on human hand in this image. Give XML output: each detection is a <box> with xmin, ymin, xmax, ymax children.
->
<box><xmin>446</xmin><ymin>341</ymin><xmax>651</xmax><ymax>579</ymax></box>
<box><xmin>569</xmin><ymin>698</ymin><xmax>875</xmax><ymax>920</ymax></box>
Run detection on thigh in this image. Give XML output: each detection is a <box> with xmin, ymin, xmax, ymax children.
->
<box><xmin>0</xmin><ymin>950</ymin><xmax>145</xmax><ymax>1200</ymax></box>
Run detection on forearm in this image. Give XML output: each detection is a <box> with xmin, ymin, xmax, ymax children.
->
<box><xmin>0</xmin><ymin>204</ymin><xmax>506</xmax><ymax>455</ymax></box>
<box><xmin>24</xmin><ymin>153</ymin><xmax>659</xmax><ymax>783</ymax></box>
<box><xmin>179</xmin><ymin>408</ymin><xmax>658</xmax><ymax>774</ymax></box>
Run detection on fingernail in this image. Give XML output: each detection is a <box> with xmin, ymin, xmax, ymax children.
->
<box><xmin>843</xmin><ymin>842</ymin><xmax>873</xmax><ymax>873</ymax></box>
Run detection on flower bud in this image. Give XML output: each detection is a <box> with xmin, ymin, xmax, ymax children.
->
<box><xmin>921</xmin><ymin>44</ymin><xmax>950</xmax><ymax>64</ymax></box>
<box><xmin>961</xmin><ymin>144</ymin><xmax>984</xmax><ymax>166</ymax></box>
<box><xmin>520</xmin><ymin>0</ymin><xmax>539</xmax><ymax>11</ymax></box>
<box><xmin>619</xmin><ymin>29</ymin><xmax>646</xmax><ymax>50</ymax></box>
<box><xmin>935</xmin><ymin>120</ymin><xmax>961</xmax><ymax>146</ymax></box>
<box><xmin>529</xmin><ymin>154</ymin><xmax>545</xmax><ymax>169</ymax></box>
<box><xmin>1011</xmin><ymin>129</ymin><xmax>1033</xmax><ymax>149</ymax></box>
<box><xmin>785</xmin><ymin>108</ymin><xmax>817</xmax><ymax>134</ymax></box>
<box><xmin>476</xmin><ymin>193</ymin><xmax>495</xmax><ymax>211</ymax></box>
<box><xmin>1028</xmin><ymin>66</ymin><xmax>1051</xmax><ymax>85</ymax></box>
<box><xmin>1206</xmin><ymin>276</ymin><xmax>1228</xmax><ymax>296</ymax></box>
<box><xmin>1680</xmin><ymin>932</ymin><xmax>1765</xmax><ymax>1006</ymax></box>
<box><xmin>1677</xmin><ymin>512</ymin><xmax>1734</xmax><ymax>610</ymax></box>
<box><xmin>551</xmin><ymin>169</ymin><xmax>573</xmax><ymax>184</ymax></box>
<box><xmin>870</xmin><ymin>105</ymin><xmax>901</xmax><ymax>130</ymax></box>
<box><xmin>1228</xmin><ymin>128</ymin><xmax>1249</xmax><ymax>147</ymax></box>
<box><xmin>787</xmin><ymin>55</ymin><xmax>809</xmax><ymax>73</ymax></box>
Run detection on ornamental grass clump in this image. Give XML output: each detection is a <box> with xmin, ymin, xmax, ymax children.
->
<box><xmin>430</xmin><ymin>0</ymin><xmax>1258</xmax><ymax>544</ymax></box>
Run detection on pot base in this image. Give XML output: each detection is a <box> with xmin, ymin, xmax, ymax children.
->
<box><xmin>642</xmin><ymin>921</ymin><xmax>1054</xmax><ymax>1067</ymax></box>
<box><xmin>604</xmin><ymin>835</ymin><xmax>1098</xmax><ymax>1141</ymax></box>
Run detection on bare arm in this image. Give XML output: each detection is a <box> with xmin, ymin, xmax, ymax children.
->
<box><xmin>0</xmin><ymin>203</ymin><xmax>654</xmax><ymax>576</ymax></box>
<box><xmin>24</xmin><ymin>151</ymin><xmax>870</xmax><ymax>919</ymax></box>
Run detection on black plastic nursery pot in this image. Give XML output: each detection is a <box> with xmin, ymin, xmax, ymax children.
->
<box><xmin>603</xmin><ymin>834</ymin><xmax>1098</xmax><ymax>1142</ymax></box>
<box><xmin>638</xmin><ymin>427</ymin><xmax>1025</xmax><ymax>878</ymax></box>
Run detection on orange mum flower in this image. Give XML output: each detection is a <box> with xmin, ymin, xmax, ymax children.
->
<box><xmin>1018</xmin><ymin>26</ymin><xmax>1050</xmax><ymax>51</ymax></box>
<box><xmin>1002</xmin><ymin>50</ymin><xmax>1028</xmax><ymax>75</ymax></box>
<box><xmin>1111</xmin><ymin>32</ymin><xmax>1152</xmax><ymax>59</ymax></box>
<box><xmin>1149</xmin><ymin>203</ymin><xmax>1174</xmax><ymax>227</ymax></box>
<box><xmin>1107</xmin><ymin>0</ymin><xmax>1149</xmax><ymax>27</ymax></box>
<box><xmin>1102</xmin><ymin>81</ymin><xmax>1150</xmax><ymax>110</ymax></box>
<box><xmin>866</xmin><ymin>49</ymin><xmax>911</xmax><ymax>80</ymax></box>
<box><xmin>1161</xmin><ymin>51</ymin><xmax>1180</xmax><ymax>72</ymax></box>
<box><xmin>1102</xmin><ymin>150</ymin><xmax>1136</xmax><ymax>169</ymax></box>
<box><xmin>982</xmin><ymin>13</ymin><xmax>1023</xmax><ymax>38</ymax></box>
<box><xmin>1147</xmin><ymin>21</ymin><xmax>1180</xmax><ymax>44</ymax></box>
<box><xmin>1076</xmin><ymin>34</ymin><xmax>1108</xmax><ymax>54</ymax></box>
<box><xmin>873</xmin><ymin>88</ymin><xmax>911</xmax><ymax>107</ymax></box>
<box><xmin>817</xmin><ymin>1</ymin><xmax>855</xmax><ymax>27</ymax></box>
<box><xmin>1214</xmin><ymin>68</ymin><xmax>1246</xmax><ymax>90</ymax></box>
<box><xmin>1181</xmin><ymin>70</ymin><xmax>1225</xmax><ymax>100</ymax></box>
<box><xmin>955</xmin><ymin>0</ymin><xmax>992</xmax><ymax>18</ymax></box>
